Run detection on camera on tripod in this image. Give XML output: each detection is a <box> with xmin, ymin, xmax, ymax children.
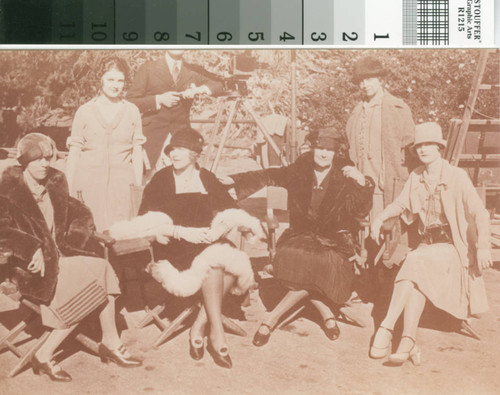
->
<box><xmin>221</xmin><ymin>53</ymin><xmax>258</xmax><ymax>97</ymax></box>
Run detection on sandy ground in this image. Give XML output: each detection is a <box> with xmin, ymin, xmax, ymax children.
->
<box><xmin>1</xmin><ymin>156</ymin><xmax>500</xmax><ymax>394</ymax></box>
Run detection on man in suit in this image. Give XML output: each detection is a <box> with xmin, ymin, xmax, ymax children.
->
<box><xmin>127</xmin><ymin>50</ymin><xmax>224</xmax><ymax>171</ymax></box>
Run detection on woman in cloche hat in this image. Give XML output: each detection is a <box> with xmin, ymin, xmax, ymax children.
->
<box><xmin>223</xmin><ymin>126</ymin><xmax>375</xmax><ymax>347</ymax></box>
<box><xmin>0</xmin><ymin>133</ymin><xmax>141</xmax><ymax>382</ymax></box>
<box><xmin>135</xmin><ymin>126</ymin><xmax>257</xmax><ymax>369</ymax></box>
<box><xmin>370</xmin><ymin>122</ymin><xmax>492</xmax><ymax>366</ymax></box>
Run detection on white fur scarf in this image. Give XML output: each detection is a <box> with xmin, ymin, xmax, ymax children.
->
<box><xmin>109</xmin><ymin>209</ymin><xmax>263</xmax><ymax>297</ymax></box>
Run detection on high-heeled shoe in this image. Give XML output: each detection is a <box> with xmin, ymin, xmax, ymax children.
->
<box><xmin>98</xmin><ymin>343</ymin><xmax>142</xmax><ymax>368</ymax></box>
<box><xmin>252</xmin><ymin>323</ymin><xmax>272</xmax><ymax>347</ymax></box>
<box><xmin>387</xmin><ymin>336</ymin><xmax>421</xmax><ymax>366</ymax></box>
<box><xmin>323</xmin><ymin>317</ymin><xmax>340</xmax><ymax>341</ymax></box>
<box><xmin>369</xmin><ymin>326</ymin><xmax>393</xmax><ymax>359</ymax></box>
<box><xmin>189</xmin><ymin>337</ymin><xmax>204</xmax><ymax>361</ymax></box>
<box><xmin>31</xmin><ymin>356</ymin><xmax>72</xmax><ymax>382</ymax></box>
<box><xmin>206</xmin><ymin>341</ymin><xmax>232</xmax><ymax>369</ymax></box>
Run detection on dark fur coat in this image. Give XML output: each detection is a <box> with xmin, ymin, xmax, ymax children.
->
<box><xmin>0</xmin><ymin>166</ymin><xmax>96</xmax><ymax>303</ymax></box>
<box><xmin>231</xmin><ymin>152</ymin><xmax>374</xmax><ymax>239</ymax></box>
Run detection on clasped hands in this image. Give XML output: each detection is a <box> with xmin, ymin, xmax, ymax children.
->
<box><xmin>155</xmin><ymin>222</ymin><xmax>234</xmax><ymax>245</ymax></box>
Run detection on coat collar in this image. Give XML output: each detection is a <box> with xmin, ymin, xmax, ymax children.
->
<box><xmin>0</xmin><ymin>166</ymin><xmax>69</xmax><ymax>235</ymax></box>
<box><xmin>291</xmin><ymin>153</ymin><xmax>353</xmax><ymax>223</ymax></box>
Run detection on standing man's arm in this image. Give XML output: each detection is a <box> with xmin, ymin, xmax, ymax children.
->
<box><xmin>127</xmin><ymin>63</ymin><xmax>159</xmax><ymax>114</ymax></box>
<box><xmin>188</xmin><ymin>66</ymin><xmax>224</xmax><ymax>97</ymax></box>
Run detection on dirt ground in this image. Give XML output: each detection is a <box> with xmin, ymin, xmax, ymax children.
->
<box><xmin>1</xmin><ymin>156</ymin><xmax>500</xmax><ymax>394</ymax></box>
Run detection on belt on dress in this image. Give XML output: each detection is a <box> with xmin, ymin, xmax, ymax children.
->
<box><xmin>421</xmin><ymin>224</ymin><xmax>452</xmax><ymax>245</ymax></box>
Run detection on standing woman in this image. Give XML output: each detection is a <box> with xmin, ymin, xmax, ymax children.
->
<box><xmin>225</xmin><ymin>127</ymin><xmax>374</xmax><ymax>346</ymax></box>
<box><xmin>66</xmin><ymin>56</ymin><xmax>145</xmax><ymax>231</ymax></box>
<box><xmin>370</xmin><ymin>122</ymin><xmax>492</xmax><ymax>366</ymax></box>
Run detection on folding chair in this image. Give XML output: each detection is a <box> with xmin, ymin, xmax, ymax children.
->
<box><xmin>263</xmin><ymin>186</ymin><xmax>367</xmax><ymax>329</ymax></box>
<box><xmin>98</xmin><ymin>186</ymin><xmax>247</xmax><ymax>347</ymax></box>
<box><xmin>0</xmin><ymin>249</ymin><xmax>99</xmax><ymax>378</ymax></box>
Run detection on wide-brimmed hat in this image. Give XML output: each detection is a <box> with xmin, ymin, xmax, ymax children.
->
<box><xmin>353</xmin><ymin>56</ymin><xmax>387</xmax><ymax>83</ymax></box>
<box><xmin>309</xmin><ymin>126</ymin><xmax>344</xmax><ymax>151</ymax></box>
<box><xmin>164</xmin><ymin>127</ymin><xmax>204</xmax><ymax>155</ymax></box>
<box><xmin>16</xmin><ymin>133</ymin><xmax>57</xmax><ymax>166</ymax></box>
<box><xmin>412</xmin><ymin>122</ymin><xmax>447</xmax><ymax>151</ymax></box>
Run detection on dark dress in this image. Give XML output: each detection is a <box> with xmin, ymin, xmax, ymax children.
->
<box><xmin>138</xmin><ymin>166</ymin><xmax>237</xmax><ymax>270</ymax></box>
<box><xmin>231</xmin><ymin>152</ymin><xmax>374</xmax><ymax>305</ymax></box>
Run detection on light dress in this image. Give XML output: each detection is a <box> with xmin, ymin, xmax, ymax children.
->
<box><xmin>395</xmin><ymin>172</ymin><xmax>468</xmax><ymax>319</ymax></box>
<box><xmin>69</xmin><ymin>98</ymin><xmax>145</xmax><ymax>231</ymax></box>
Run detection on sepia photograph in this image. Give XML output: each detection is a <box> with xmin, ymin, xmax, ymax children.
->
<box><xmin>0</xmin><ymin>48</ymin><xmax>499</xmax><ymax>394</ymax></box>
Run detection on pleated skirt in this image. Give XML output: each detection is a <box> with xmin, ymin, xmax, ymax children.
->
<box><xmin>40</xmin><ymin>256</ymin><xmax>121</xmax><ymax>329</ymax></box>
<box><xmin>274</xmin><ymin>232</ymin><xmax>354</xmax><ymax>305</ymax></box>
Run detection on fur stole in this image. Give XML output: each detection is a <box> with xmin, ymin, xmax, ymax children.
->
<box><xmin>109</xmin><ymin>208</ymin><xmax>264</xmax><ymax>297</ymax></box>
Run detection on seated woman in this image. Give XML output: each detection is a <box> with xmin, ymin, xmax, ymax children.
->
<box><xmin>0</xmin><ymin>133</ymin><xmax>141</xmax><ymax>382</ymax></box>
<box><xmin>370</xmin><ymin>122</ymin><xmax>492</xmax><ymax>366</ymax></box>
<box><xmin>137</xmin><ymin>126</ymin><xmax>254</xmax><ymax>369</ymax></box>
<box><xmin>224</xmin><ymin>126</ymin><xmax>374</xmax><ymax>346</ymax></box>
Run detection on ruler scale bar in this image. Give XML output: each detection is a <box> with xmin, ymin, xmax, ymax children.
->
<box><xmin>0</xmin><ymin>0</ymin><xmax>495</xmax><ymax>46</ymax></box>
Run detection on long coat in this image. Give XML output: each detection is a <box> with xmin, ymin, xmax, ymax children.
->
<box><xmin>127</xmin><ymin>58</ymin><xmax>224</xmax><ymax>166</ymax></box>
<box><xmin>346</xmin><ymin>91</ymin><xmax>415</xmax><ymax>207</ymax></box>
<box><xmin>0</xmin><ymin>166</ymin><xmax>96</xmax><ymax>303</ymax></box>
<box><xmin>231</xmin><ymin>152</ymin><xmax>374</xmax><ymax>243</ymax></box>
<box><xmin>393</xmin><ymin>159</ymin><xmax>490</xmax><ymax>315</ymax></box>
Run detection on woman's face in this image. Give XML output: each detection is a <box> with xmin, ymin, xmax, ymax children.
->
<box><xmin>169</xmin><ymin>147</ymin><xmax>197</xmax><ymax>171</ymax></box>
<box><xmin>101</xmin><ymin>69</ymin><xmax>125</xmax><ymax>99</ymax></box>
<box><xmin>313</xmin><ymin>148</ymin><xmax>335</xmax><ymax>169</ymax></box>
<box><xmin>415</xmin><ymin>143</ymin><xmax>441</xmax><ymax>165</ymax></box>
<box><xmin>26</xmin><ymin>156</ymin><xmax>51</xmax><ymax>182</ymax></box>
<box><xmin>359</xmin><ymin>77</ymin><xmax>383</xmax><ymax>100</ymax></box>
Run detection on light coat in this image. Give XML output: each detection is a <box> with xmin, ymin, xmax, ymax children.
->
<box><xmin>394</xmin><ymin>159</ymin><xmax>490</xmax><ymax>315</ymax></box>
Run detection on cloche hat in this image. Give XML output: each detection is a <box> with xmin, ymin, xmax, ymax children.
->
<box><xmin>412</xmin><ymin>122</ymin><xmax>447</xmax><ymax>151</ymax></box>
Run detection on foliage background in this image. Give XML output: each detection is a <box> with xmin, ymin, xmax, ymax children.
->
<box><xmin>0</xmin><ymin>49</ymin><xmax>498</xmax><ymax>146</ymax></box>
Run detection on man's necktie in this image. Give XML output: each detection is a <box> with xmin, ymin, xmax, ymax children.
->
<box><xmin>172</xmin><ymin>62</ymin><xmax>181</xmax><ymax>83</ymax></box>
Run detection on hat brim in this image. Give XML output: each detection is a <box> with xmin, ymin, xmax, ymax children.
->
<box><xmin>164</xmin><ymin>143</ymin><xmax>202</xmax><ymax>156</ymax></box>
<box><xmin>412</xmin><ymin>139</ymin><xmax>447</xmax><ymax>152</ymax></box>
<box><xmin>353</xmin><ymin>69</ymin><xmax>387</xmax><ymax>83</ymax></box>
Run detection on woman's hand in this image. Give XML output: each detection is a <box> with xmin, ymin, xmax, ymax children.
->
<box><xmin>342</xmin><ymin>166</ymin><xmax>366</xmax><ymax>186</ymax></box>
<box><xmin>477</xmin><ymin>248</ymin><xmax>493</xmax><ymax>271</ymax></box>
<box><xmin>179</xmin><ymin>227</ymin><xmax>212</xmax><ymax>244</ymax></box>
<box><xmin>27</xmin><ymin>248</ymin><xmax>45</xmax><ymax>277</ymax></box>
<box><xmin>66</xmin><ymin>136</ymin><xmax>86</xmax><ymax>150</ymax></box>
<box><xmin>370</xmin><ymin>217</ymin><xmax>384</xmax><ymax>245</ymax></box>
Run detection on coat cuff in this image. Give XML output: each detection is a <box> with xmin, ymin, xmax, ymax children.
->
<box><xmin>0</xmin><ymin>228</ymin><xmax>41</xmax><ymax>262</ymax></box>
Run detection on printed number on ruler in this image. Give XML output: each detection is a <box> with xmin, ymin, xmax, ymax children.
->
<box><xmin>217</xmin><ymin>32</ymin><xmax>232</xmax><ymax>42</ymax></box>
<box><xmin>342</xmin><ymin>32</ymin><xmax>358</xmax><ymax>41</ymax></box>
<box><xmin>186</xmin><ymin>32</ymin><xmax>202</xmax><ymax>42</ymax></box>
<box><xmin>91</xmin><ymin>23</ymin><xmax>108</xmax><ymax>42</ymax></box>
<box><xmin>248</xmin><ymin>32</ymin><xmax>265</xmax><ymax>42</ymax></box>
<box><xmin>280</xmin><ymin>32</ymin><xmax>295</xmax><ymax>42</ymax></box>
<box><xmin>311</xmin><ymin>32</ymin><xmax>327</xmax><ymax>41</ymax></box>
<box><xmin>59</xmin><ymin>23</ymin><xmax>76</xmax><ymax>40</ymax></box>
<box><xmin>154</xmin><ymin>32</ymin><xmax>170</xmax><ymax>42</ymax></box>
<box><xmin>122</xmin><ymin>32</ymin><xmax>139</xmax><ymax>42</ymax></box>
